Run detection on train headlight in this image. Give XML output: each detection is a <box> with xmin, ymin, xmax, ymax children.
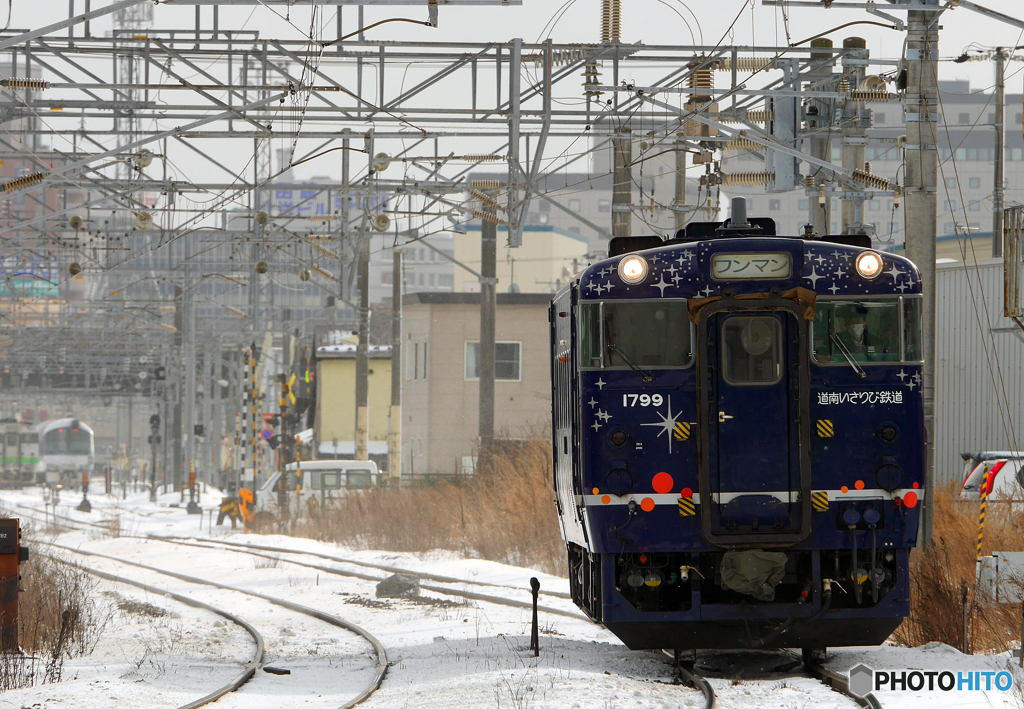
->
<box><xmin>854</xmin><ymin>250</ymin><xmax>884</xmax><ymax>280</ymax></box>
<box><xmin>618</xmin><ymin>255</ymin><xmax>649</xmax><ymax>285</ymax></box>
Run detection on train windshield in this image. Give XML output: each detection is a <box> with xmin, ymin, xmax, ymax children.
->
<box><xmin>812</xmin><ymin>297</ymin><xmax>922</xmax><ymax>363</ymax></box>
<box><xmin>580</xmin><ymin>301</ymin><xmax>692</xmax><ymax>369</ymax></box>
<box><xmin>43</xmin><ymin>428</ymin><xmax>92</xmax><ymax>454</ymax></box>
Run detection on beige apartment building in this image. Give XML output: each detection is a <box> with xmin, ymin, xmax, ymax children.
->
<box><xmin>453</xmin><ymin>225</ymin><xmax>590</xmax><ymax>294</ymax></box>
<box><xmin>402</xmin><ymin>292</ymin><xmax>551</xmax><ymax>476</ymax></box>
<box><xmin>313</xmin><ymin>330</ymin><xmax>393</xmax><ymax>471</ymax></box>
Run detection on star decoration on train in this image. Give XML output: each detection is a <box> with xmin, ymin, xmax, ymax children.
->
<box><xmin>664</xmin><ymin>264</ymin><xmax>679</xmax><ymax>278</ymax></box>
<box><xmin>640</xmin><ymin>396</ymin><xmax>683</xmax><ymax>454</ymax></box>
<box><xmin>595</xmin><ymin>378</ymin><xmax>607</xmax><ymax>389</ymax></box>
<box><xmin>653</xmin><ymin>277</ymin><xmax>671</xmax><ymax>296</ymax></box>
<box><xmin>885</xmin><ymin>264</ymin><xmax>905</xmax><ymax>282</ymax></box>
<box><xmin>828</xmin><ymin>284</ymin><xmax>840</xmax><ymax>294</ymax></box>
<box><xmin>805</xmin><ymin>266</ymin><xmax>824</xmax><ymax>288</ymax></box>
<box><xmin>592</xmin><ymin>420</ymin><xmax>603</xmax><ymax>431</ymax></box>
<box><xmin>699</xmin><ymin>286</ymin><xmax>714</xmax><ymax>297</ymax></box>
<box><xmin>588</xmin><ymin>397</ymin><xmax>598</xmax><ymax>408</ymax></box>
<box><xmin>596</xmin><ymin>409</ymin><xmax>611</xmax><ymax>422</ymax></box>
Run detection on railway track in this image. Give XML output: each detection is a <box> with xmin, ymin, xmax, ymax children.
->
<box><xmin>38</xmin><ymin>549</ymin><xmax>265</xmax><ymax>709</ymax></box>
<box><xmin>663</xmin><ymin>649</ymin><xmax>881</xmax><ymax>709</ymax></box>
<box><xmin>12</xmin><ymin>502</ymin><xmax>584</xmax><ymax>619</ymax></box>
<box><xmin>41</xmin><ymin>540</ymin><xmax>389</xmax><ymax>709</ymax></box>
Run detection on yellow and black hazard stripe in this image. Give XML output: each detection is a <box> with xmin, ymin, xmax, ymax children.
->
<box><xmin>678</xmin><ymin>497</ymin><xmax>696</xmax><ymax>516</ymax></box>
<box><xmin>816</xmin><ymin>419</ymin><xmax>834</xmax><ymax>438</ymax></box>
<box><xmin>811</xmin><ymin>491</ymin><xmax>830</xmax><ymax>512</ymax></box>
<box><xmin>674</xmin><ymin>421</ymin><xmax>691</xmax><ymax>441</ymax></box>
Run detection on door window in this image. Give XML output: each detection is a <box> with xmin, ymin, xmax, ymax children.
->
<box><xmin>721</xmin><ymin>316</ymin><xmax>782</xmax><ymax>385</ymax></box>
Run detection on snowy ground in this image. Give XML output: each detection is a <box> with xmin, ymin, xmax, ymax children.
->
<box><xmin>0</xmin><ymin>486</ymin><xmax>1021</xmax><ymax>709</ymax></box>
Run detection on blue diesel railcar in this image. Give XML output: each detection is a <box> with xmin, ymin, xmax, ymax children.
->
<box><xmin>550</xmin><ymin>205</ymin><xmax>924</xmax><ymax>654</ymax></box>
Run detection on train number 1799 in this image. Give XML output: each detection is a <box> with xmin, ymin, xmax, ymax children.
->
<box><xmin>622</xmin><ymin>394</ymin><xmax>663</xmax><ymax>407</ymax></box>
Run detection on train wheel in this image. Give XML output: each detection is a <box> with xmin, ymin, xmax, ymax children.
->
<box><xmin>801</xmin><ymin>647</ymin><xmax>825</xmax><ymax>669</ymax></box>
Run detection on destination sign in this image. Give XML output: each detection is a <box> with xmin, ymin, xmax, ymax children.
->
<box><xmin>711</xmin><ymin>252</ymin><xmax>792</xmax><ymax>280</ymax></box>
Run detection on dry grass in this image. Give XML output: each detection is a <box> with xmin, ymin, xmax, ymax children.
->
<box><xmin>894</xmin><ymin>482</ymin><xmax>1024</xmax><ymax>653</ymax></box>
<box><xmin>0</xmin><ymin>548</ymin><xmax>110</xmax><ymax>689</ymax></box>
<box><xmin>293</xmin><ymin>437</ymin><xmax>567</xmax><ymax>576</ymax></box>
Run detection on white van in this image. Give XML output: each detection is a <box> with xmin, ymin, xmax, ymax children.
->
<box><xmin>960</xmin><ymin>452</ymin><xmax>1024</xmax><ymax>500</ymax></box>
<box><xmin>256</xmin><ymin>460</ymin><xmax>379</xmax><ymax>510</ymax></box>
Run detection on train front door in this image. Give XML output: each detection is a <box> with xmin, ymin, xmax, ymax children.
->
<box><xmin>697</xmin><ymin>302</ymin><xmax>811</xmax><ymax>545</ymax></box>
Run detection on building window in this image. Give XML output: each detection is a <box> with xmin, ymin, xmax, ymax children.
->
<box><xmin>429</xmin><ymin>273</ymin><xmax>436</xmax><ymax>286</ymax></box>
<box><xmin>568</xmin><ymin>199</ymin><xmax>582</xmax><ymax>213</ymax></box>
<box><xmin>769</xmin><ymin>199</ymin><xmax>781</xmax><ymax>211</ymax></box>
<box><xmin>967</xmin><ymin>148</ymin><xmax>978</xmax><ymax>161</ymax></box>
<box><xmin>1017</xmin><ymin>113</ymin><xmax>1023</xmax><ymax>124</ymax></box>
<box><xmin>798</xmin><ymin>199</ymin><xmax>809</xmax><ymax>210</ymax></box>
<box><xmin>969</xmin><ymin>177</ymin><xmax>981</xmax><ymax>188</ymax></box>
<box><xmin>969</xmin><ymin>200</ymin><xmax>981</xmax><ymax>212</ymax></box>
<box><xmin>958</xmin><ymin>112</ymin><xmax>970</xmax><ymax>124</ymax></box>
<box><xmin>464</xmin><ymin>341</ymin><xmax>522</xmax><ymax>381</ymax></box>
<box><xmin>944</xmin><ymin>222</ymin><xmax>955</xmax><ymax>234</ymax></box>
<box><xmin>868</xmin><ymin>200</ymin><xmax>880</xmax><ymax>212</ymax></box>
<box><xmin>988</xmin><ymin>112</ymin><xmax>996</xmax><ymax>124</ymax></box>
<box><xmin>439</xmin><ymin>274</ymin><xmax>453</xmax><ymax>288</ymax></box>
<box><xmin>598</xmin><ymin>199</ymin><xmax>611</xmax><ymax>213</ymax></box>
<box><xmin>945</xmin><ymin>199</ymin><xmax>956</xmax><ymax>212</ymax></box>
<box><xmin>946</xmin><ymin>177</ymin><xmax>958</xmax><ymax>188</ymax></box>
<box><xmin>422</xmin><ymin>342</ymin><xmax>428</xmax><ymax>379</ymax></box>
<box><xmin>569</xmin><ymin>226</ymin><xmax>581</xmax><ymax>235</ymax></box>
<box><xmin>381</xmin><ymin>271</ymin><xmax>392</xmax><ymax>285</ymax></box>
<box><xmin>1014</xmin><ymin>148</ymin><xmax>1023</xmax><ymax>161</ymax></box>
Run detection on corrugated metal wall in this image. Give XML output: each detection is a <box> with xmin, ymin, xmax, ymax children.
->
<box><xmin>936</xmin><ymin>258</ymin><xmax>1024</xmax><ymax>484</ymax></box>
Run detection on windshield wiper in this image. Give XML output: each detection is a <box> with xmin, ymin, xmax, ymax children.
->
<box><xmin>607</xmin><ymin>342</ymin><xmax>653</xmax><ymax>383</ymax></box>
<box><xmin>830</xmin><ymin>334</ymin><xmax>867</xmax><ymax>378</ymax></box>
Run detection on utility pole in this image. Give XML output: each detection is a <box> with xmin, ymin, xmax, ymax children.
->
<box><xmin>673</xmin><ymin>131</ymin><xmax>687</xmax><ymax>233</ymax></box>
<box><xmin>993</xmin><ymin>47</ymin><xmax>1006</xmax><ymax>258</ymax></box>
<box><xmin>388</xmin><ymin>250</ymin><xmax>402</xmax><ymax>484</ymax></box>
<box><xmin>841</xmin><ymin>37</ymin><xmax>868</xmax><ymax>235</ymax></box>
<box><xmin>354</xmin><ymin>224</ymin><xmax>370</xmax><ymax>462</ymax></box>
<box><xmin>807</xmin><ymin>38</ymin><xmax>836</xmax><ymax>235</ymax></box>
<box><xmin>478</xmin><ymin>193</ymin><xmax>497</xmax><ymax>470</ymax></box>
<box><xmin>183</xmin><ymin>231</ymin><xmax>196</xmax><ymax>494</ymax></box>
<box><xmin>612</xmin><ymin>125</ymin><xmax>632</xmax><ymax>237</ymax></box>
<box><xmin>904</xmin><ymin>7</ymin><xmax>939</xmax><ymax>545</ymax></box>
<box><xmin>172</xmin><ymin>284</ymin><xmax>183</xmax><ymax>492</ymax></box>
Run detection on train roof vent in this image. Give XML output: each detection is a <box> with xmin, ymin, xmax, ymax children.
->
<box><xmin>819</xmin><ymin>234</ymin><xmax>872</xmax><ymax>248</ymax></box>
<box><xmin>673</xmin><ymin>216</ymin><xmax>777</xmax><ymax>242</ymax></box>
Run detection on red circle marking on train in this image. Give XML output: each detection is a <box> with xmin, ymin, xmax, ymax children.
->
<box><xmin>652</xmin><ymin>472</ymin><xmax>674</xmax><ymax>494</ymax></box>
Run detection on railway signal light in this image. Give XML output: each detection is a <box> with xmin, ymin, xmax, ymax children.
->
<box><xmin>149</xmin><ymin>414</ymin><xmax>160</xmax><ymax>428</ymax></box>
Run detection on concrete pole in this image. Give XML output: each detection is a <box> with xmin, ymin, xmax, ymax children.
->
<box><xmin>808</xmin><ymin>38</ymin><xmax>835</xmax><ymax>235</ymax></box>
<box><xmin>841</xmin><ymin>38</ymin><xmax>868</xmax><ymax>235</ymax></box>
<box><xmin>479</xmin><ymin>202</ymin><xmax>497</xmax><ymax>470</ymax></box>
<box><xmin>355</xmin><ymin>226</ymin><xmax>370</xmax><ymax>461</ymax></box>
<box><xmin>993</xmin><ymin>48</ymin><xmax>1005</xmax><ymax>258</ymax></box>
<box><xmin>903</xmin><ymin>9</ymin><xmax>939</xmax><ymax>545</ymax></box>
<box><xmin>673</xmin><ymin>132</ymin><xmax>687</xmax><ymax>232</ymax></box>
<box><xmin>250</xmin><ymin>138</ymin><xmax>263</xmax><ymax>338</ymax></box>
<box><xmin>183</xmin><ymin>233</ymin><xmax>196</xmax><ymax>489</ymax></box>
<box><xmin>612</xmin><ymin>126</ymin><xmax>632</xmax><ymax>237</ymax></box>
<box><xmin>172</xmin><ymin>285</ymin><xmax>183</xmax><ymax>492</ymax></box>
<box><xmin>388</xmin><ymin>250</ymin><xmax>402</xmax><ymax>483</ymax></box>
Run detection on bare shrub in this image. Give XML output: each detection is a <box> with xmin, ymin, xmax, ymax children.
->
<box><xmin>893</xmin><ymin>482</ymin><xmax>1024</xmax><ymax>652</ymax></box>
<box><xmin>0</xmin><ymin>549</ymin><xmax>110</xmax><ymax>690</ymax></box>
<box><xmin>292</xmin><ymin>436</ymin><xmax>567</xmax><ymax>576</ymax></box>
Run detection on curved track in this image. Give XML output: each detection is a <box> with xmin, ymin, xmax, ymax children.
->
<box><xmin>11</xmin><ymin>502</ymin><xmax>583</xmax><ymax>618</ymax></box>
<box><xmin>38</xmin><ymin>548</ymin><xmax>265</xmax><ymax>709</ymax></box>
<box><xmin>42</xmin><ymin>540</ymin><xmax>389</xmax><ymax>709</ymax></box>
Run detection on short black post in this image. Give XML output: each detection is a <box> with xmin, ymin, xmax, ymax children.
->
<box><xmin>961</xmin><ymin>583</ymin><xmax>969</xmax><ymax>654</ymax></box>
<box><xmin>530</xmin><ymin>577</ymin><xmax>540</xmax><ymax>657</ymax></box>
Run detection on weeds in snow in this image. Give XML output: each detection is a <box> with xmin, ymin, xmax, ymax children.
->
<box><xmin>290</xmin><ymin>436</ymin><xmax>567</xmax><ymax>576</ymax></box>
<box><xmin>893</xmin><ymin>483</ymin><xmax>1024</xmax><ymax>652</ymax></box>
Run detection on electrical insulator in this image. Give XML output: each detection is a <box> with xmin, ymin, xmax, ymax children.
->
<box><xmin>818</xmin><ymin>184</ymin><xmax>826</xmax><ymax>206</ymax></box>
<box><xmin>1</xmin><ymin>78</ymin><xmax>50</xmax><ymax>90</ymax></box>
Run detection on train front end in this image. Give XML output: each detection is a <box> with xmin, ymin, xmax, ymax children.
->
<box><xmin>550</xmin><ymin>218</ymin><xmax>924</xmax><ymax>652</ymax></box>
